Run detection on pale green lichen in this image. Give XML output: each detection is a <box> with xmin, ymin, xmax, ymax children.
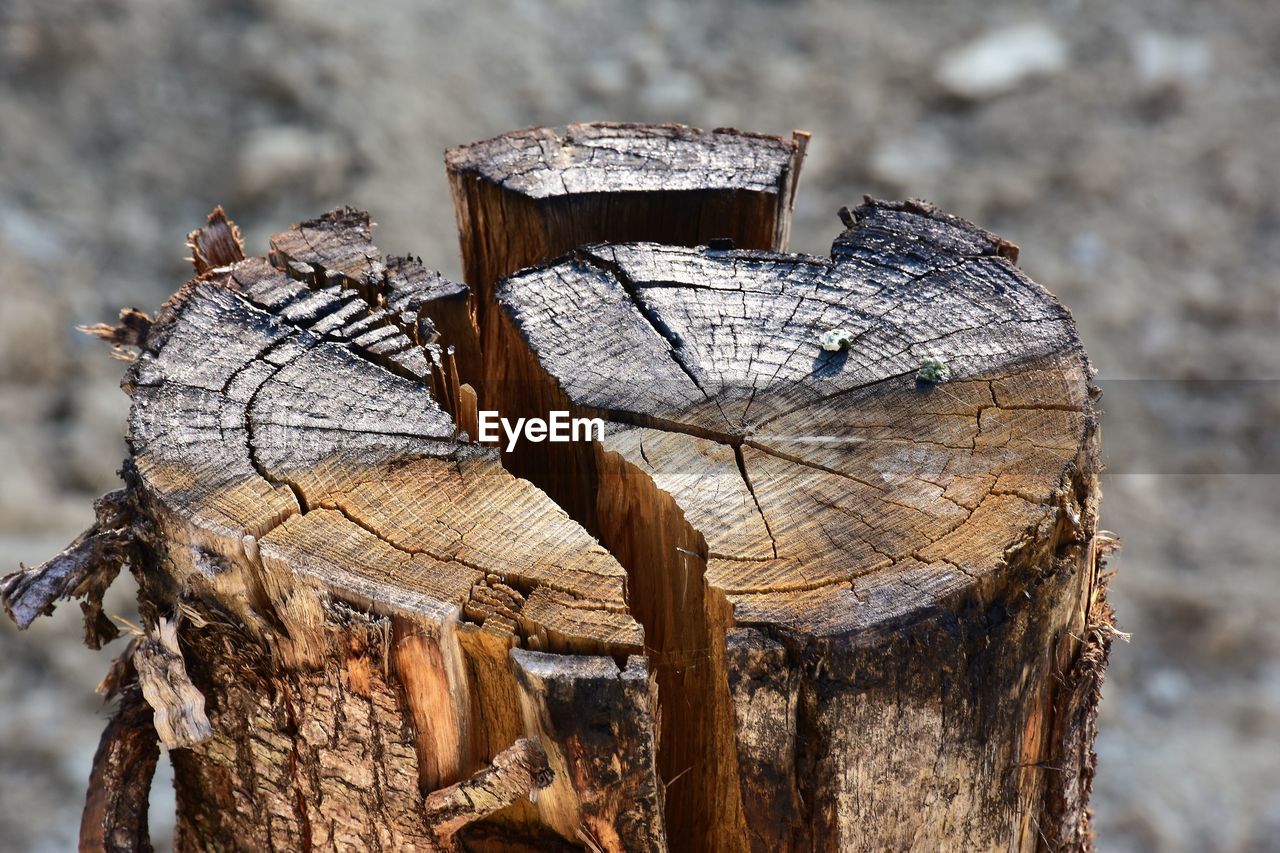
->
<box><xmin>819</xmin><ymin>327</ymin><xmax>855</xmax><ymax>352</ymax></box>
<box><xmin>917</xmin><ymin>355</ymin><xmax>951</xmax><ymax>383</ymax></box>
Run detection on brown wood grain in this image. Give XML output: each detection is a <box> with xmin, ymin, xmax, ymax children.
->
<box><xmin>2</xmin><ymin>124</ymin><xmax>1109</xmax><ymax>853</ymax></box>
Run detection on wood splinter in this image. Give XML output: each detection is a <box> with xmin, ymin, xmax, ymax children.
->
<box><xmin>423</xmin><ymin>737</ymin><xmax>554</xmax><ymax>843</ymax></box>
<box><xmin>0</xmin><ymin>487</ymin><xmax>132</xmax><ymax>648</ymax></box>
<box><xmin>132</xmin><ymin>618</ymin><xmax>212</xmax><ymax>750</ymax></box>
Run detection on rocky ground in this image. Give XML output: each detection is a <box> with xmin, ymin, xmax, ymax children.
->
<box><xmin>2</xmin><ymin>1</ymin><xmax>1278</xmax><ymax>850</ymax></box>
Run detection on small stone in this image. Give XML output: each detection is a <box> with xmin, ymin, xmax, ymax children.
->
<box><xmin>917</xmin><ymin>356</ymin><xmax>951</xmax><ymax>383</ymax></box>
<box><xmin>935</xmin><ymin>23</ymin><xmax>1068</xmax><ymax>100</ymax></box>
<box><xmin>235</xmin><ymin>126</ymin><xmax>349</xmax><ymax>200</ymax></box>
<box><xmin>819</xmin><ymin>327</ymin><xmax>855</xmax><ymax>352</ymax></box>
<box><xmin>582</xmin><ymin>57</ymin><xmax>630</xmax><ymax>98</ymax></box>
<box><xmin>867</xmin><ymin>127</ymin><xmax>954</xmax><ymax>189</ymax></box>
<box><xmin>1130</xmin><ymin>33</ymin><xmax>1212</xmax><ymax>90</ymax></box>
<box><xmin>1067</xmin><ymin>232</ymin><xmax>1106</xmax><ymax>272</ymax></box>
<box><xmin>639</xmin><ymin>70</ymin><xmax>703</xmax><ymax>114</ymax></box>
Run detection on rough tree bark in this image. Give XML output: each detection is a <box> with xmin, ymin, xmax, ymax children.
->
<box><xmin>1</xmin><ymin>124</ymin><xmax>1115</xmax><ymax>853</ymax></box>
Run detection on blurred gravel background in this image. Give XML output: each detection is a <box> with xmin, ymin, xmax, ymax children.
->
<box><xmin>2</xmin><ymin>1</ymin><xmax>1278</xmax><ymax>850</ymax></box>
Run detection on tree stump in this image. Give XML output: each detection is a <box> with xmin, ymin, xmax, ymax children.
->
<box><xmin>2</xmin><ymin>124</ymin><xmax>1115</xmax><ymax>853</ymax></box>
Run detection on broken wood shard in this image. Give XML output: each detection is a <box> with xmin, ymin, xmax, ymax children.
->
<box><xmin>511</xmin><ymin>651</ymin><xmax>666</xmax><ymax>849</ymax></box>
<box><xmin>78</xmin><ymin>307</ymin><xmax>154</xmax><ymax>353</ymax></box>
<box><xmin>0</xmin><ymin>488</ymin><xmax>131</xmax><ymax>647</ymax></box>
<box><xmin>81</xmin><ymin>680</ymin><xmax>160</xmax><ymax>853</ymax></box>
<box><xmin>187</xmin><ymin>205</ymin><xmax>246</xmax><ymax>275</ymax></box>
<box><xmin>447</xmin><ymin>122</ymin><xmax>808</xmax><ymax>334</ymax></box>
<box><xmin>423</xmin><ymin>737</ymin><xmax>553</xmax><ymax>842</ymax></box>
<box><xmin>465</xmin><ymin>129</ymin><xmax>1106</xmax><ymax>850</ymax></box>
<box><xmin>132</xmin><ymin>618</ymin><xmax>211</xmax><ymax>749</ymax></box>
<box><xmin>7</xmin><ymin>124</ymin><xmax>1110</xmax><ymax>853</ymax></box>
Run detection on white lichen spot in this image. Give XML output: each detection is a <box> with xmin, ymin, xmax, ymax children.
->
<box><xmin>819</xmin><ymin>327</ymin><xmax>856</xmax><ymax>352</ymax></box>
<box><xmin>917</xmin><ymin>355</ymin><xmax>951</xmax><ymax>383</ymax></box>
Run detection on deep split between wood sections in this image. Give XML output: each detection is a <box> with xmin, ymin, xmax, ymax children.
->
<box><xmin>1</xmin><ymin>123</ymin><xmax>1117</xmax><ymax>852</ymax></box>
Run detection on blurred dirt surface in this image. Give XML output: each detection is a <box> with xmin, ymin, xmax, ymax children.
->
<box><xmin>2</xmin><ymin>1</ymin><xmax>1278</xmax><ymax>850</ymax></box>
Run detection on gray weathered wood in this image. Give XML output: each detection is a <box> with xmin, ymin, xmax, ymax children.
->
<box><xmin>447</xmin><ymin>122</ymin><xmax>808</xmax><ymax>338</ymax></box>
<box><xmin>2</xmin><ymin>125</ymin><xmax>1112</xmax><ymax>853</ymax></box>
<box><xmin>484</xmin><ymin>196</ymin><xmax>1110</xmax><ymax>852</ymax></box>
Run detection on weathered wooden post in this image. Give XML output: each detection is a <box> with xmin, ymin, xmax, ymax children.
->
<box><xmin>2</xmin><ymin>124</ymin><xmax>1114</xmax><ymax>852</ymax></box>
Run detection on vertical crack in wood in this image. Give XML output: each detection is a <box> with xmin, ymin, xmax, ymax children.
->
<box><xmin>5</xmin><ymin>125</ymin><xmax>1113</xmax><ymax>853</ymax></box>
<box><xmin>455</xmin><ymin>125</ymin><xmax>807</xmax><ymax>852</ymax></box>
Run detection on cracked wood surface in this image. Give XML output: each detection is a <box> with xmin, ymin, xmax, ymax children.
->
<box><xmin>126</xmin><ymin>219</ymin><xmax>640</xmax><ymax>658</ymax></box>
<box><xmin>494</xmin><ymin>199</ymin><xmax>1091</xmax><ymax>633</ymax></box>
<box><xmin>4</xmin><ymin>124</ymin><xmax>1109</xmax><ymax>853</ymax></box>
<box><xmin>447</xmin><ymin>122</ymin><xmax>807</xmax><ymax>339</ymax></box>
<box><xmin>483</xmin><ymin>194</ymin><xmax>1104</xmax><ymax>852</ymax></box>
<box><xmin>113</xmin><ymin>209</ymin><xmax>659</xmax><ymax>850</ymax></box>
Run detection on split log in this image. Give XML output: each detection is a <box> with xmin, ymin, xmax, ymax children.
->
<box><xmin>484</xmin><ymin>205</ymin><xmax>1109</xmax><ymax>849</ymax></box>
<box><xmin>1</xmin><ymin>124</ymin><xmax>1113</xmax><ymax>853</ymax></box>
<box><xmin>447</xmin><ymin>122</ymin><xmax>808</xmax><ymax>338</ymax></box>
<box><xmin>121</xmin><ymin>210</ymin><xmax>656</xmax><ymax>850</ymax></box>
